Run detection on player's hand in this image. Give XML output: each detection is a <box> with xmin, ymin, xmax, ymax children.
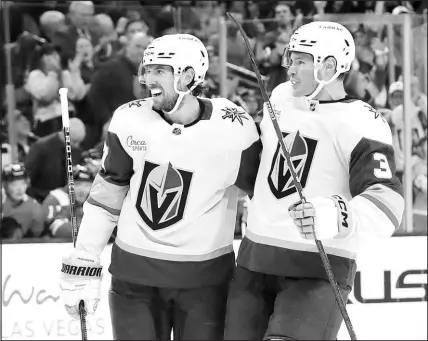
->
<box><xmin>288</xmin><ymin>195</ymin><xmax>355</xmax><ymax>240</ymax></box>
<box><xmin>60</xmin><ymin>249</ymin><xmax>103</xmax><ymax>319</ymax></box>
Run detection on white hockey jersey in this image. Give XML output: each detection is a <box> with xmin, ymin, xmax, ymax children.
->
<box><xmin>76</xmin><ymin>97</ymin><xmax>260</xmax><ymax>288</ymax></box>
<box><xmin>238</xmin><ymin>82</ymin><xmax>404</xmax><ymax>288</ymax></box>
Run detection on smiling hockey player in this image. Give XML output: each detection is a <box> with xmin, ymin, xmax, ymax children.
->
<box><xmin>224</xmin><ymin>21</ymin><xmax>404</xmax><ymax>340</ymax></box>
<box><xmin>59</xmin><ymin>33</ymin><xmax>260</xmax><ymax>340</ymax></box>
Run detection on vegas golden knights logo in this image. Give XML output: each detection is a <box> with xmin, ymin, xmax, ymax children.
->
<box><xmin>136</xmin><ymin>161</ymin><xmax>193</xmax><ymax>230</ymax></box>
<box><xmin>268</xmin><ymin>131</ymin><xmax>318</xmax><ymax>199</ymax></box>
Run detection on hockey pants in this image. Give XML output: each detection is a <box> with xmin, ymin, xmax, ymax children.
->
<box><xmin>109</xmin><ymin>276</ymin><xmax>229</xmax><ymax>340</ymax></box>
<box><xmin>224</xmin><ymin>265</ymin><xmax>352</xmax><ymax>340</ymax></box>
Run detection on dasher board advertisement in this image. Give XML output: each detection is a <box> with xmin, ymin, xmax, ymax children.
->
<box><xmin>1</xmin><ymin>237</ymin><xmax>427</xmax><ymax>340</ymax></box>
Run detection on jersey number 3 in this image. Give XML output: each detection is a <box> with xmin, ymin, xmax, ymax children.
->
<box><xmin>373</xmin><ymin>152</ymin><xmax>392</xmax><ymax>179</ymax></box>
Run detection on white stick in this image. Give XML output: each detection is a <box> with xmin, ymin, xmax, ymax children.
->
<box><xmin>59</xmin><ymin>88</ymin><xmax>69</xmax><ymax>128</ymax></box>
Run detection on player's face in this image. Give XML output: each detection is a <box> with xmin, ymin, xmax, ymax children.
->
<box><xmin>287</xmin><ymin>52</ymin><xmax>319</xmax><ymax>97</ymax></box>
<box><xmin>126</xmin><ymin>21</ymin><xmax>148</xmax><ymax>40</ymax></box>
<box><xmin>5</xmin><ymin>179</ymin><xmax>28</xmax><ymax>202</ymax></box>
<box><xmin>143</xmin><ymin>64</ymin><xmax>179</xmax><ymax>112</ymax></box>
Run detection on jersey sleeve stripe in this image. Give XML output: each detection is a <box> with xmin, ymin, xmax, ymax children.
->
<box><xmin>359</xmin><ymin>184</ymin><xmax>404</xmax><ymax>231</ymax></box>
<box><xmin>115</xmin><ymin>237</ymin><xmax>233</xmax><ymax>261</ymax></box>
<box><xmin>89</xmin><ymin>174</ymin><xmax>129</xmax><ymax>212</ymax></box>
<box><xmin>87</xmin><ymin>196</ymin><xmax>121</xmax><ymax>216</ymax></box>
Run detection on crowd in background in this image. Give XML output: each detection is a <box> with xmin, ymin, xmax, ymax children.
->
<box><xmin>1</xmin><ymin>0</ymin><xmax>427</xmax><ymax>241</ymax></box>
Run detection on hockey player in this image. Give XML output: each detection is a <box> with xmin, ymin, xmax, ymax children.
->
<box><xmin>42</xmin><ymin>165</ymin><xmax>94</xmax><ymax>238</ymax></box>
<box><xmin>2</xmin><ymin>163</ymin><xmax>45</xmax><ymax>238</ymax></box>
<box><xmin>60</xmin><ymin>33</ymin><xmax>260</xmax><ymax>340</ymax></box>
<box><xmin>224</xmin><ymin>21</ymin><xmax>404</xmax><ymax>340</ymax></box>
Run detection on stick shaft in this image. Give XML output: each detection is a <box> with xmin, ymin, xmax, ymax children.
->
<box><xmin>59</xmin><ymin>88</ymin><xmax>88</xmax><ymax>341</ymax></box>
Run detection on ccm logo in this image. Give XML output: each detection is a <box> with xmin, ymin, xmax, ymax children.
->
<box><xmin>61</xmin><ymin>264</ymin><xmax>102</xmax><ymax>277</ymax></box>
<box><xmin>332</xmin><ymin>195</ymin><xmax>349</xmax><ymax>228</ymax></box>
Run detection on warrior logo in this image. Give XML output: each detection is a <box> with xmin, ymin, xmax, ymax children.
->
<box><xmin>268</xmin><ymin>131</ymin><xmax>317</xmax><ymax>199</ymax></box>
<box><xmin>136</xmin><ymin>161</ymin><xmax>193</xmax><ymax>230</ymax></box>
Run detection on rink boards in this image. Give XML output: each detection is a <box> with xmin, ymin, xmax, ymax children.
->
<box><xmin>1</xmin><ymin>236</ymin><xmax>427</xmax><ymax>340</ymax></box>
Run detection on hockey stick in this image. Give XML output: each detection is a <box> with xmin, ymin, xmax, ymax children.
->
<box><xmin>226</xmin><ymin>13</ymin><xmax>357</xmax><ymax>340</ymax></box>
<box><xmin>59</xmin><ymin>88</ymin><xmax>88</xmax><ymax>341</ymax></box>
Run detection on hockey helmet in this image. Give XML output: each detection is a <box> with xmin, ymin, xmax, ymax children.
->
<box><xmin>140</xmin><ymin>33</ymin><xmax>209</xmax><ymax>88</ymax></box>
<box><xmin>2</xmin><ymin>163</ymin><xmax>28</xmax><ymax>182</ymax></box>
<box><xmin>282</xmin><ymin>21</ymin><xmax>355</xmax><ymax>99</ymax></box>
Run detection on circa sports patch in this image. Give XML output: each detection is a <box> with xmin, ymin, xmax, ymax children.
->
<box><xmin>221</xmin><ymin>107</ymin><xmax>249</xmax><ymax>126</ymax></box>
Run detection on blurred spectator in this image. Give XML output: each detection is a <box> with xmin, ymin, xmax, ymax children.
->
<box><xmin>25</xmin><ymin>118</ymin><xmax>86</xmax><ymax>203</ymax></box>
<box><xmin>73</xmin><ymin>36</ymin><xmax>95</xmax><ymax>85</ymax></box>
<box><xmin>42</xmin><ymin>164</ymin><xmax>95</xmax><ymax>238</ymax></box>
<box><xmin>7</xmin><ymin>31</ymin><xmax>48</xmax><ymax>111</ymax></box>
<box><xmin>240</xmin><ymin>88</ymin><xmax>260</xmax><ymax>119</ymax></box>
<box><xmin>193</xmin><ymin>1</ymin><xmax>223</xmax><ymax>42</ymax></box>
<box><xmin>1</xmin><ymin>109</ymin><xmax>38</xmax><ymax>168</ymax></box>
<box><xmin>411</xmin><ymin>75</ymin><xmax>428</xmax><ymax>117</ymax></box>
<box><xmin>0</xmin><ymin>216</ymin><xmax>24</xmax><ymax>240</ymax></box>
<box><xmin>202</xmin><ymin>54</ymin><xmax>221</xmax><ymax>98</ymax></box>
<box><xmin>117</xmin><ymin>19</ymin><xmax>150</xmax><ymax>53</ymax></box>
<box><xmin>24</xmin><ymin>43</ymin><xmax>86</xmax><ymax>137</ymax></box>
<box><xmin>388</xmin><ymin>80</ymin><xmax>404</xmax><ymax>110</ymax></box>
<box><xmin>227</xmin><ymin>75</ymin><xmax>243</xmax><ymax>103</ymax></box>
<box><xmin>155</xmin><ymin>2</ymin><xmax>202</xmax><ymax>36</ymax></box>
<box><xmin>242</xmin><ymin>1</ymin><xmax>266</xmax><ymax>39</ymax></box>
<box><xmin>258</xmin><ymin>2</ymin><xmax>301</xmax><ymax>92</ymax></box>
<box><xmin>39</xmin><ymin>10</ymin><xmax>66</xmax><ymax>42</ymax></box>
<box><xmin>389</xmin><ymin>81</ymin><xmax>427</xmax><ymax>183</ymax></box>
<box><xmin>123</xmin><ymin>19</ymin><xmax>150</xmax><ymax>39</ymax></box>
<box><xmin>72</xmin><ymin>36</ymin><xmax>96</xmax><ymax>150</ymax></box>
<box><xmin>92</xmin><ymin>13</ymin><xmax>121</xmax><ymax>63</ymax></box>
<box><xmin>52</xmin><ymin>1</ymin><xmax>98</xmax><ymax>63</ymax></box>
<box><xmin>1</xmin><ymin>163</ymin><xmax>45</xmax><ymax>238</ymax></box>
<box><xmin>85</xmin><ymin>32</ymin><xmax>151</xmax><ymax>148</ymax></box>
<box><xmin>208</xmin><ymin>10</ymin><xmax>254</xmax><ymax>71</ymax></box>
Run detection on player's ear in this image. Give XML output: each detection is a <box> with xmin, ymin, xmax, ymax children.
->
<box><xmin>321</xmin><ymin>56</ymin><xmax>337</xmax><ymax>81</ymax></box>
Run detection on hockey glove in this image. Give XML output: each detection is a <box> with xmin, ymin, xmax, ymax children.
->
<box><xmin>60</xmin><ymin>249</ymin><xmax>103</xmax><ymax>320</ymax></box>
<box><xmin>288</xmin><ymin>195</ymin><xmax>355</xmax><ymax>240</ymax></box>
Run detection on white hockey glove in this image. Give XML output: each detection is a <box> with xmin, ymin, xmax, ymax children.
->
<box><xmin>288</xmin><ymin>195</ymin><xmax>356</xmax><ymax>241</ymax></box>
<box><xmin>60</xmin><ymin>249</ymin><xmax>103</xmax><ymax>320</ymax></box>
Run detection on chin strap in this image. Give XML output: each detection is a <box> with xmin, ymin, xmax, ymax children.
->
<box><xmin>163</xmin><ymin>76</ymin><xmax>200</xmax><ymax>115</ymax></box>
<box><xmin>305</xmin><ymin>67</ymin><xmax>342</xmax><ymax>101</ymax></box>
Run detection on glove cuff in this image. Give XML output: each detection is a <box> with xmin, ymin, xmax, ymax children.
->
<box><xmin>331</xmin><ymin>195</ymin><xmax>355</xmax><ymax>239</ymax></box>
<box><xmin>61</xmin><ymin>250</ymin><xmax>102</xmax><ymax>280</ymax></box>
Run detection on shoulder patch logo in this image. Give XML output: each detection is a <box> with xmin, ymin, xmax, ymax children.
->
<box><xmin>364</xmin><ymin>104</ymin><xmax>387</xmax><ymax>124</ymax></box>
<box><xmin>136</xmin><ymin>161</ymin><xmax>193</xmax><ymax>230</ymax></box>
<box><xmin>129</xmin><ymin>99</ymin><xmax>146</xmax><ymax>108</ymax></box>
<box><xmin>221</xmin><ymin>107</ymin><xmax>249</xmax><ymax>126</ymax></box>
<box><xmin>268</xmin><ymin>131</ymin><xmax>318</xmax><ymax>199</ymax></box>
